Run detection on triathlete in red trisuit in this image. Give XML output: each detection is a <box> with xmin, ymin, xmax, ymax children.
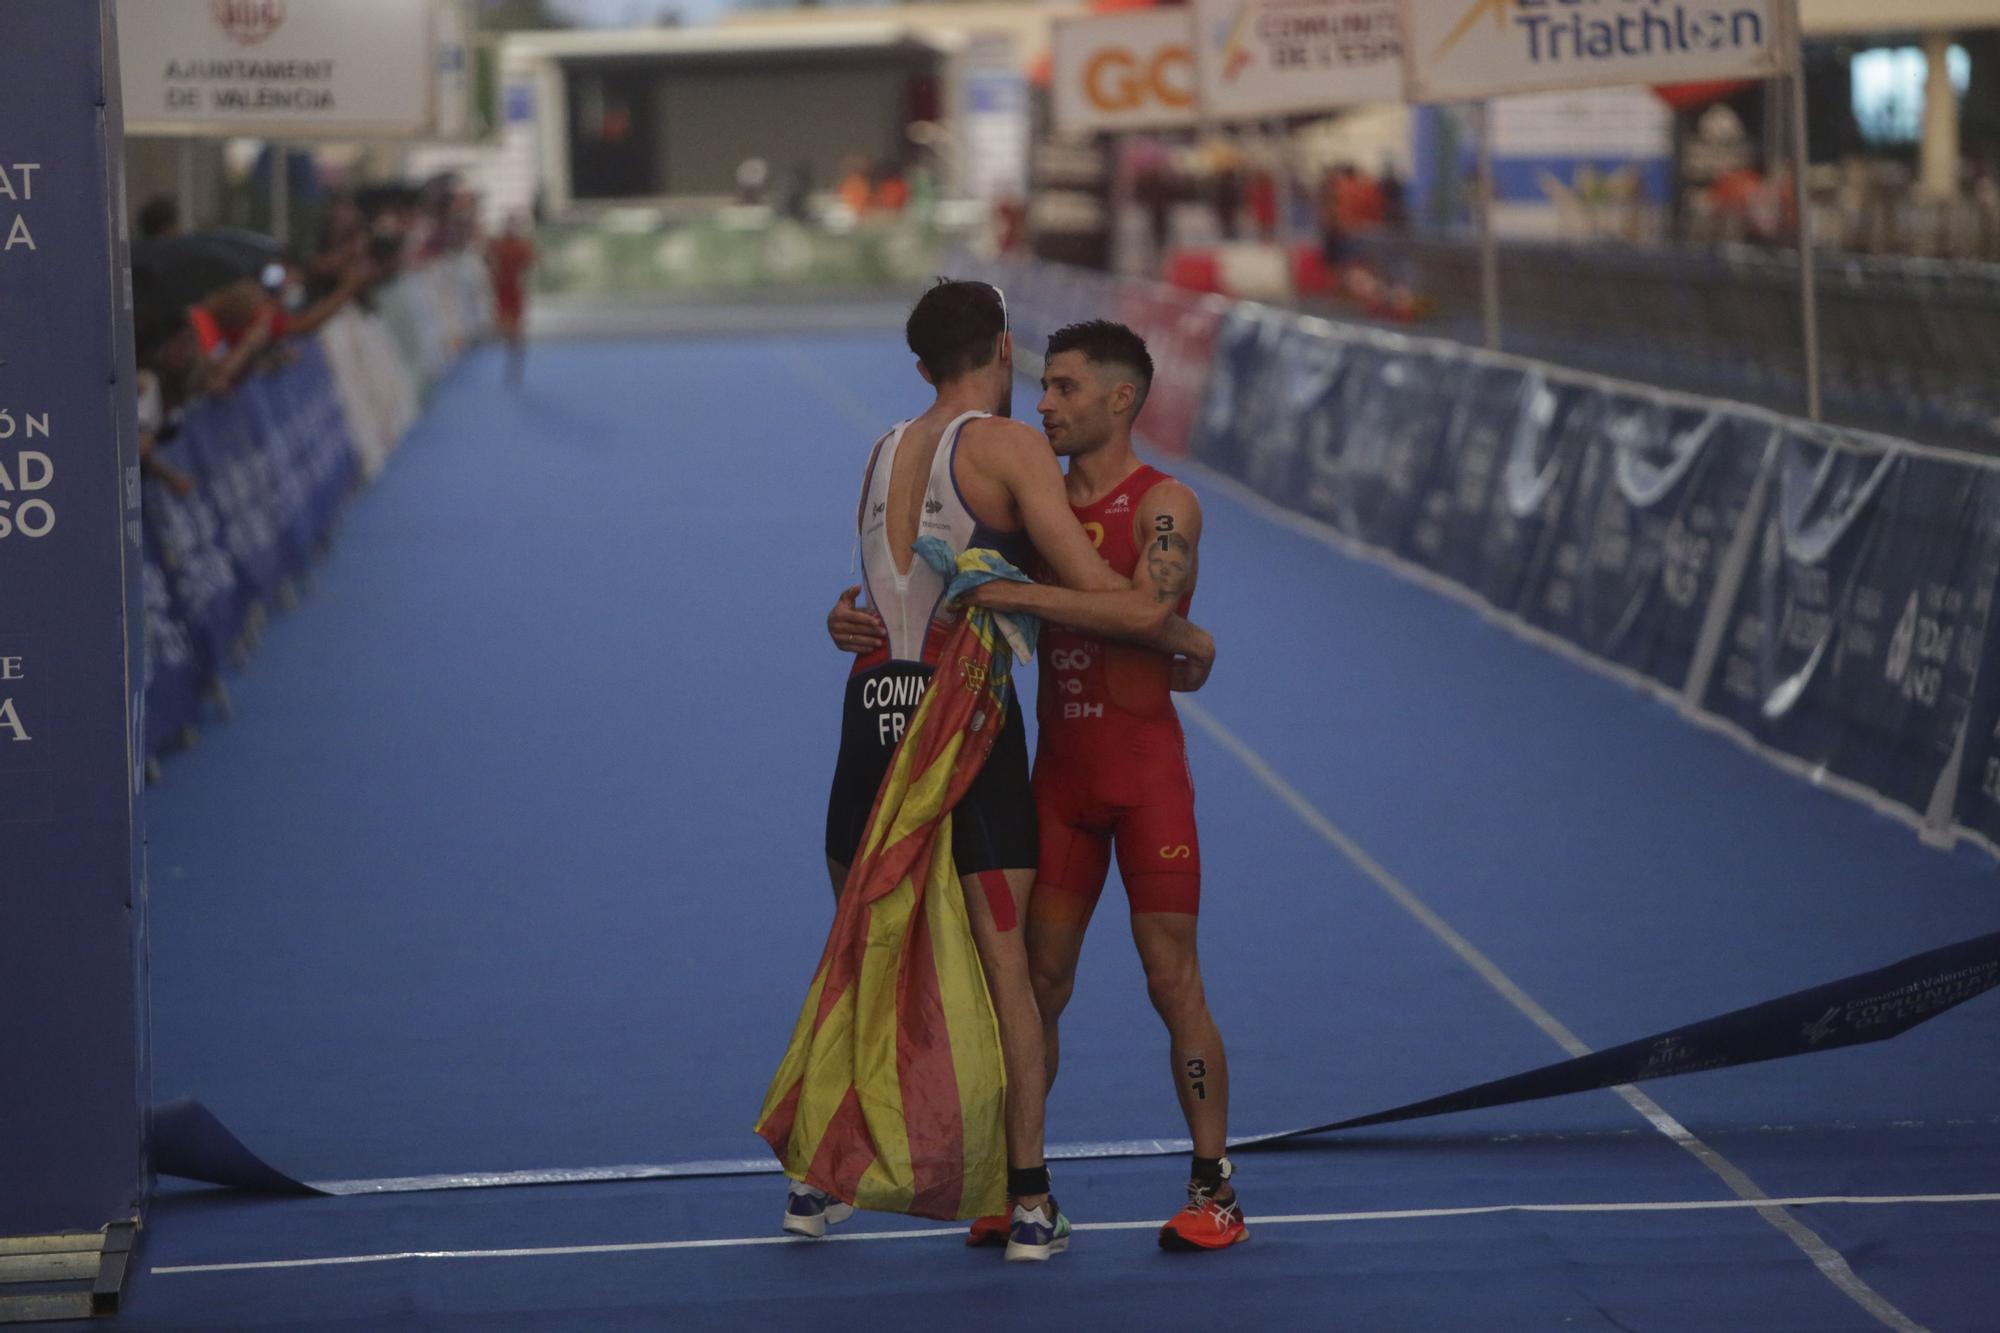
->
<box><xmin>485</xmin><ymin>215</ymin><xmax>536</xmax><ymax>385</ymax></box>
<box><xmin>959</xmin><ymin>320</ymin><xmax>1244</xmax><ymax>1250</ymax></box>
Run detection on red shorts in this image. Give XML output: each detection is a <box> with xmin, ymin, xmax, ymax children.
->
<box><xmin>1031</xmin><ymin>721</ymin><xmax>1200</xmax><ymax>918</ymax></box>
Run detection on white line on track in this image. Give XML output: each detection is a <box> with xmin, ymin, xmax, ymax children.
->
<box><xmin>775</xmin><ymin>359</ymin><xmax>1929</xmax><ymax>1328</ymax></box>
<box><xmin>149</xmin><ymin>1192</ymin><xmax>2000</xmax><ymax>1276</ymax></box>
<box><xmin>1180</xmin><ymin>678</ymin><xmax>1929</xmax><ymax>1333</ymax></box>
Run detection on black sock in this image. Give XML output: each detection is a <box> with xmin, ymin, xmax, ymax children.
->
<box><xmin>1191</xmin><ymin>1156</ymin><xmax>1225</xmax><ymax>1190</ymax></box>
<box><xmin>1008</xmin><ymin>1164</ymin><xmax>1050</xmax><ymax>1198</ymax></box>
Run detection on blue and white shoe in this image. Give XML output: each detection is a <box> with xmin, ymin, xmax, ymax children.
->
<box><xmin>1004</xmin><ymin>1198</ymin><xmax>1072</xmax><ymax>1262</ymax></box>
<box><xmin>782</xmin><ymin>1182</ymin><xmax>855</xmax><ymax>1238</ymax></box>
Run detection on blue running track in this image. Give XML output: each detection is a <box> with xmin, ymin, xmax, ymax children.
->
<box><xmin>123</xmin><ymin>314</ymin><xmax>2000</xmax><ymax>1330</ymax></box>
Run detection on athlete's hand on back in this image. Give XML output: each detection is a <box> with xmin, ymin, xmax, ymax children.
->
<box><xmin>1170</xmin><ymin>649</ymin><xmax>1213</xmax><ymax>693</ymax></box>
<box><xmin>827</xmin><ymin>585</ymin><xmax>886</xmax><ymax>655</ymax></box>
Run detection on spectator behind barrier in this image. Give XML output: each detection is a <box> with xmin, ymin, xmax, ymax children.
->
<box><xmin>133</xmin><ymin>302</ymin><xmax>199</xmax><ymax>498</ymax></box>
<box><xmin>189</xmin><ymin>256</ymin><xmax>375</xmax><ymax>394</ymax></box>
<box><xmin>137</xmin><ymin>195</ymin><xmax>182</xmax><ymax>241</ymax></box>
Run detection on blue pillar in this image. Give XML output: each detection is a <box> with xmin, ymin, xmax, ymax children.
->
<box><xmin>0</xmin><ymin>0</ymin><xmax>149</xmax><ymax>1239</ymax></box>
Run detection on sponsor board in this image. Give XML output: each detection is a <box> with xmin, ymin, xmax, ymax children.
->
<box><xmin>120</xmin><ymin>0</ymin><xmax>442</xmax><ymax>137</ymax></box>
<box><xmin>1398</xmin><ymin>0</ymin><xmax>1793</xmax><ymax>103</ymax></box>
<box><xmin>1193</xmin><ymin>0</ymin><xmax>1403</xmax><ymax>119</ymax></box>
<box><xmin>1051</xmin><ymin>11</ymin><xmax>1200</xmax><ymax>135</ymax></box>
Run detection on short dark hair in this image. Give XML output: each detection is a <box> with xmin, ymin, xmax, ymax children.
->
<box><xmin>137</xmin><ymin>196</ymin><xmax>180</xmax><ymax>239</ymax></box>
<box><xmin>906</xmin><ymin>278</ymin><xmax>1006</xmax><ymax>382</ymax></box>
<box><xmin>1046</xmin><ymin>319</ymin><xmax>1153</xmax><ymax>416</ymax></box>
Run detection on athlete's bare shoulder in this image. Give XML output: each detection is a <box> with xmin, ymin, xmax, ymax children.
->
<box><xmin>954</xmin><ymin>417</ymin><xmax>1058</xmax><ymax>485</ymax></box>
<box><xmin>1139</xmin><ymin>476</ymin><xmax>1202</xmax><ymax>524</ymax></box>
<box><xmin>1144</xmin><ymin>476</ymin><xmax>1198</xmax><ymax>507</ymax></box>
<box><xmin>955</xmin><ymin>415</ymin><xmax>1047</xmax><ymax>453</ymax></box>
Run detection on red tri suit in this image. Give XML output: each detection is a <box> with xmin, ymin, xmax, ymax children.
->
<box><xmin>1033</xmin><ymin>464</ymin><xmax>1200</xmax><ymax>917</ymax></box>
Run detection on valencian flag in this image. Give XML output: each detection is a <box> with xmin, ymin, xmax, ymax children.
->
<box><xmin>758</xmin><ymin>543</ymin><xmax>1037</xmax><ymax>1221</ymax></box>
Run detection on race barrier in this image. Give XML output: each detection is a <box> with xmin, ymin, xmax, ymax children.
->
<box><xmin>1345</xmin><ymin>233</ymin><xmax>2000</xmax><ymax>453</ymax></box>
<box><xmin>966</xmin><ymin>256</ymin><xmax>2000</xmax><ymax>860</ymax></box>
<box><xmin>140</xmin><ymin>253</ymin><xmax>492</xmax><ymax>762</ymax></box>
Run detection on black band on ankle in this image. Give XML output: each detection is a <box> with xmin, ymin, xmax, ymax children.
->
<box><xmin>1008</xmin><ymin>1165</ymin><xmax>1050</xmax><ymax>1198</ymax></box>
<box><xmin>1191</xmin><ymin>1156</ymin><xmax>1225</xmax><ymax>1188</ymax></box>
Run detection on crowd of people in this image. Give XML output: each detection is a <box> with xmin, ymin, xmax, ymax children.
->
<box><xmin>130</xmin><ymin>177</ymin><xmax>532</xmax><ymax>490</ymax></box>
<box><xmin>728</xmin><ymin>153</ymin><xmax>934</xmax><ymax>222</ymax></box>
<box><xmin>1116</xmin><ymin>141</ymin><xmax>1425</xmax><ymax>321</ymax></box>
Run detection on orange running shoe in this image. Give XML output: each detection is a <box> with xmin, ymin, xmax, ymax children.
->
<box><xmin>966</xmin><ymin>1214</ymin><xmax>1009</xmax><ymax>1247</ymax></box>
<box><xmin>1158</xmin><ymin>1184</ymin><xmax>1249</xmax><ymax>1251</ymax></box>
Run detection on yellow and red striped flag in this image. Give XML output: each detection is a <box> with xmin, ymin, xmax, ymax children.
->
<box><xmin>756</xmin><ymin>547</ymin><xmax>1031</xmax><ymax>1221</ymax></box>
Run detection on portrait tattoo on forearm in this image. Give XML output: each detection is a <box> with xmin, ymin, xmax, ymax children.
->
<box><xmin>1149</xmin><ymin>527</ymin><xmax>1193</xmax><ymax>604</ymax></box>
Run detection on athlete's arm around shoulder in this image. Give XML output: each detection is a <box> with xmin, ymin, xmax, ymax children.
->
<box><xmin>1134</xmin><ymin>480</ymin><xmax>1214</xmax><ymax>690</ymax></box>
<box><xmin>956</xmin><ymin>418</ymin><xmax>1177</xmax><ymax>642</ymax></box>
<box><xmin>957</xmin><ymin>418</ymin><xmax>1126</xmax><ymax>590</ymax></box>
<box><xmin>961</xmin><ymin>435</ymin><xmax>1214</xmax><ymax>672</ymax></box>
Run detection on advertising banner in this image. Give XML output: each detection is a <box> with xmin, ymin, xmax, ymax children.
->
<box><xmin>187</xmin><ymin>394</ymin><xmax>291</xmax><ymax>602</ymax></box>
<box><xmin>141</xmin><ymin>525</ymin><xmax>208</xmax><ymax>757</ymax></box>
<box><xmin>1951</xmin><ymin>588</ymin><xmax>2000</xmax><ymax>847</ymax></box>
<box><xmin>145</xmin><ymin>438</ymin><xmax>246</xmax><ymax>673</ymax></box>
<box><xmin>1405</xmin><ymin>359</ymin><xmax>1529</xmax><ymax>586</ymax></box>
<box><xmin>0</xmin><ymin>0</ymin><xmax>148</xmax><ymax>1237</ymax></box>
<box><xmin>1191</xmin><ymin>306</ymin><xmax>1291</xmax><ymax>480</ymax></box>
<box><xmin>1397</xmin><ymin>0</ymin><xmax>1793</xmax><ymax>103</ymax></box>
<box><xmin>1464</xmin><ymin>373</ymin><xmax>1606</xmax><ymax>614</ymax></box>
<box><xmin>1698</xmin><ymin>429</ymin><xmax>2000</xmax><ymax>820</ymax></box>
<box><xmin>1193</xmin><ymin>0</ymin><xmax>1403</xmax><ymax>120</ymax></box>
<box><xmin>1321</xmin><ymin>343</ymin><xmax>1477</xmax><ymax>558</ymax></box>
<box><xmin>1240</xmin><ymin>322</ymin><xmax>1348</xmax><ymax>501</ymax></box>
<box><xmin>1522</xmin><ymin>396</ymin><xmax>1776</xmax><ymax>692</ymax></box>
<box><xmin>120</xmin><ymin>0</ymin><xmax>436</xmax><ymax>138</ymax></box>
<box><xmin>1051</xmin><ymin>11</ymin><xmax>1200</xmax><ymax>135</ymax></box>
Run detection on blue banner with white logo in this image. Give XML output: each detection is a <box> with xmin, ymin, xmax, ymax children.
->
<box><xmin>0</xmin><ymin>0</ymin><xmax>148</xmax><ymax>1238</ymax></box>
<box><xmin>1697</xmin><ymin>427</ymin><xmax>2000</xmax><ymax>822</ymax></box>
<box><xmin>1950</xmin><ymin>591</ymin><xmax>2000</xmax><ymax>847</ymax></box>
<box><xmin>185</xmin><ymin>391</ymin><xmax>291</xmax><ymax>603</ymax></box>
<box><xmin>141</xmin><ymin>519</ymin><xmax>210</xmax><ymax>758</ymax></box>
<box><xmin>144</xmin><ymin>442</ymin><xmax>246</xmax><ymax>683</ymax></box>
<box><xmin>1303</xmin><ymin>340</ymin><xmax>1462</xmax><ymax>556</ymax></box>
<box><xmin>1191</xmin><ymin>307</ymin><xmax>1290</xmax><ymax>483</ymax></box>
<box><xmin>1240</xmin><ymin>321</ymin><xmax>1344</xmax><ymax>503</ymax></box>
<box><xmin>1246</xmin><ymin>928</ymin><xmax>2000</xmax><ymax>1144</ymax></box>
<box><xmin>1522</xmin><ymin>400</ymin><xmax>1776</xmax><ymax>692</ymax></box>
<box><xmin>1466</xmin><ymin>373</ymin><xmax>1606</xmax><ymax>615</ymax></box>
<box><xmin>1408</xmin><ymin>360</ymin><xmax>1529</xmax><ymax>586</ymax></box>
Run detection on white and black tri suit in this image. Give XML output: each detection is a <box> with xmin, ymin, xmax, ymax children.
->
<box><xmin>823</xmin><ymin>410</ymin><xmax>1039</xmax><ymax>874</ymax></box>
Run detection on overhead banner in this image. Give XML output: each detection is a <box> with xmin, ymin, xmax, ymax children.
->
<box><xmin>1193</xmin><ymin>0</ymin><xmax>1403</xmax><ymax>119</ymax></box>
<box><xmin>119</xmin><ymin>0</ymin><xmax>437</xmax><ymax>138</ymax></box>
<box><xmin>1051</xmin><ymin>11</ymin><xmax>1199</xmax><ymax>135</ymax></box>
<box><xmin>0</xmin><ymin>0</ymin><xmax>148</xmax><ymax>1238</ymax></box>
<box><xmin>1397</xmin><ymin>0</ymin><xmax>1794</xmax><ymax>103</ymax></box>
